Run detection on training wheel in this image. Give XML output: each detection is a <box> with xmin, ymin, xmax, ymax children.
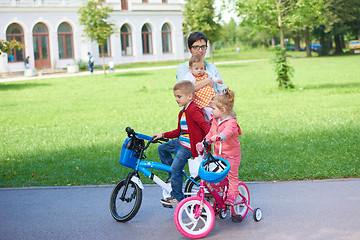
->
<box><xmin>219</xmin><ymin>207</ymin><xmax>227</xmax><ymax>219</ymax></box>
<box><xmin>253</xmin><ymin>208</ymin><xmax>262</xmax><ymax>222</ymax></box>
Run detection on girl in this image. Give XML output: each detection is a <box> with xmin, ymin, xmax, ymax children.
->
<box><xmin>198</xmin><ymin>88</ymin><xmax>242</xmax><ymax>206</ymax></box>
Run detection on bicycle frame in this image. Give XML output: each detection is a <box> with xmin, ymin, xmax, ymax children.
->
<box><xmin>193</xmin><ymin>179</ymin><xmax>255</xmax><ymax>219</ymax></box>
<box><xmin>120</xmin><ymin>130</ymin><xmax>199</xmax><ymax>198</ymax></box>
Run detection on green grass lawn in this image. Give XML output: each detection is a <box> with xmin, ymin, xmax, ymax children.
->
<box><xmin>1</xmin><ymin>53</ymin><xmax>359</xmax><ymax>187</ymax></box>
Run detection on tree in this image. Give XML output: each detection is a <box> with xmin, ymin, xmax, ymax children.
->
<box><xmin>0</xmin><ymin>39</ymin><xmax>23</xmax><ymax>55</ymax></box>
<box><xmin>78</xmin><ymin>0</ymin><xmax>115</xmax><ymax>75</ymax></box>
<box><xmin>290</xmin><ymin>0</ymin><xmax>328</xmax><ymax>57</ymax></box>
<box><xmin>183</xmin><ymin>0</ymin><xmax>221</xmax><ymax>63</ymax></box>
<box><xmin>327</xmin><ymin>0</ymin><xmax>360</xmax><ymax>54</ymax></box>
<box><xmin>234</xmin><ymin>0</ymin><xmax>295</xmax><ymax>88</ymax></box>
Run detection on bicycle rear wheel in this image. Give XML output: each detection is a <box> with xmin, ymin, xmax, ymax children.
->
<box><xmin>184</xmin><ymin>176</ymin><xmax>212</xmax><ymax>200</ymax></box>
<box><xmin>174</xmin><ymin>197</ymin><xmax>215</xmax><ymax>239</ymax></box>
<box><xmin>110</xmin><ymin>178</ymin><xmax>142</xmax><ymax>222</ymax></box>
<box><xmin>232</xmin><ymin>181</ymin><xmax>250</xmax><ymax>220</ymax></box>
<box><xmin>184</xmin><ymin>176</ymin><xmax>201</xmax><ymax>198</ymax></box>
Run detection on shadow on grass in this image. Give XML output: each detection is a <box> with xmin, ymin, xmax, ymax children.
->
<box><xmin>303</xmin><ymin>81</ymin><xmax>360</xmax><ymax>90</ymax></box>
<box><xmin>1</xmin><ymin>125</ymin><xmax>359</xmax><ymax>187</ymax></box>
<box><xmin>112</xmin><ymin>71</ymin><xmax>153</xmax><ymax>78</ymax></box>
<box><xmin>0</xmin><ymin>141</ymin><xmax>164</xmax><ymax>188</ymax></box>
<box><xmin>0</xmin><ymin>82</ymin><xmax>51</xmax><ymax>91</ymax></box>
<box><xmin>217</xmin><ymin>64</ymin><xmax>248</xmax><ymax>70</ymax></box>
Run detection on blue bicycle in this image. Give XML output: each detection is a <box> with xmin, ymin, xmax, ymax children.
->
<box><xmin>110</xmin><ymin>127</ymin><xmax>201</xmax><ymax>222</ymax></box>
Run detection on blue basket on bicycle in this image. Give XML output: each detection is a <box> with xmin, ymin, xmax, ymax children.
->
<box><xmin>119</xmin><ymin>137</ymin><xmax>144</xmax><ymax>169</ymax></box>
<box><xmin>198</xmin><ymin>156</ymin><xmax>230</xmax><ymax>183</ymax></box>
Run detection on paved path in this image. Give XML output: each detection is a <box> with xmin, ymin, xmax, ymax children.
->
<box><xmin>0</xmin><ymin>59</ymin><xmax>268</xmax><ymax>83</ymax></box>
<box><xmin>1</xmin><ymin>178</ymin><xmax>359</xmax><ymax>240</ymax></box>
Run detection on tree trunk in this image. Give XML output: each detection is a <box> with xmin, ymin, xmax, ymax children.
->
<box><xmin>101</xmin><ymin>45</ymin><xmax>106</xmax><ymax>76</ymax></box>
<box><xmin>210</xmin><ymin>42</ymin><xmax>214</xmax><ymax>64</ymax></box>
<box><xmin>304</xmin><ymin>27</ymin><xmax>312</xmax><ymax>57</ymax></box>
<box><xmin>326</xmin><ymin>35</ymin><xmax>333</xmax><ymax>53</ymax></box>
<box><xmin>319</xmin><ymin>31</ymin><xmax>328</xmax><ymax>56</ymax></box>
<box><xmin>341</xmin><ymin>35</ymin><xmax>345</xmax><ymax>49</ymax></box>
<box><xmin>271</xmin><ymin>36</ymin><xmax>276</xmax><ymax>46</ymax></box>
<box><xmin>293</xmin><ymin>33</ymin><xmax>301</xmax><ymax>52</ymax></box>
<box><xmin>334</xmin><ymin>34</ymin><xmax>343</xmax><ymax>54</ymax></box>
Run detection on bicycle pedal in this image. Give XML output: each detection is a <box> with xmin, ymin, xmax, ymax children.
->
<box><xmin>162</xmin><ymin>204</ymin><xmax>173</xmax><ymax>209</ymax></box>
<box><xmin>231</xmin><ymin>214</ymin><xmax>243</xmax><ymax>223</ymax></box>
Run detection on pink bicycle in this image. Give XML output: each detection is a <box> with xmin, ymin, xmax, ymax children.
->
<box><xmin>174</xmin><ymin>139</ymin><xmax>262</xmax><ymax>239</ymax></box>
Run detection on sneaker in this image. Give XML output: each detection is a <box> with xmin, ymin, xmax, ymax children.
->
<box><xmin>160</xmin><ymin>196</ymin><xmax>179</xmax><ymax>206</ymax></box>
<box><xmin>224</xmin><ymin>195</ymin><xmax>235</xmax><ymax>206</ymax></box>
<box><xmin>162</xmin><ymin>203</ymin><xmax>173</xmax><ymax>209</ymax></box>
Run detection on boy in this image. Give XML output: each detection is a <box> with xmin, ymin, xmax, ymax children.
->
<box><xmin>153</xmin><ymin>81</ymin><xmax>210</xmax><ymax>206</ymax></box>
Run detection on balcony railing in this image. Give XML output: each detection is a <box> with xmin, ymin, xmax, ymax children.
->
<box><xmin>0</xmin><ymin>0</ymin><xmax>85</xmax><ymax>7</ymax></box>
<box><xmin>0</xmin><ymin>0</ymin><xmax>183</xmax><ymax>11</ymax></box>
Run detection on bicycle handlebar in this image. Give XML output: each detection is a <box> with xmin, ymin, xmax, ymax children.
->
<box><xmin>125</xmin><ymin>127</ymin><xmax>168</xmax><ymax>151</ymax></box>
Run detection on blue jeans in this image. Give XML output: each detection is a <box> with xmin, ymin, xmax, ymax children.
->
<box><xmin>158</xmin><ymin>139</ymin><xmax>192</xmax><ymax>201</ymax></box>
<box><xmin>88</xmin><ymin>62</ymin><xmax>94</xmax><ymax>73</ymax></box>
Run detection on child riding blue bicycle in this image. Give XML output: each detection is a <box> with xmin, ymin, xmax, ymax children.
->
<box><xmin>152</xmin><ymin>80</ymin><xmax>210</xmax><ymax>206</ymax></box>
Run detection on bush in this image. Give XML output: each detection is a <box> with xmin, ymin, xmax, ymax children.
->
<box><xmin>76</xmin><ymin>59</ymin><xmax>88</xmax><ymax>71</ymax></box>
<box><xmin>272</xmin><ymin>49</ymin><xmax>295</xmax><ymax>89</ymax></box>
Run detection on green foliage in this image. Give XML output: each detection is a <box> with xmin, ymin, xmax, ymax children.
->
<box><xmin>0</xmin><ymin>39</ymin><xmax>24</xmax><ymax>55</ymax></box>
<box><xmin>272</xmin><ymin>49</ymin><xmax>294</xmax><ymax>88</ymax></box>
<box><xmin>183</xmin><ymin>0</ymin><xmax>221</xmax><ymax>62</ymax></box>
<box><xmin>183</xmin><ymin>0</ymin><xmax>221</xmax><ymax>42</ymax></box>
<box><xmin>78</xmin><ymin>0</ymin><xmax>115</xmax><ymax>74</ymax></box>
<box><xmin>78</xmin><ymin>0</ymin><xmax>115</xmax><ymax>46</ymax></box>
<box><xmin>76</xmin><ymin>59</ymin><xmax>88</xmax><ymax>71</ymax></box>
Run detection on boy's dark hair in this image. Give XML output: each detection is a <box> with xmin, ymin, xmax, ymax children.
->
<box><xmin>189</xmin><ymin>55</ymin><xmax>205</xmax><ymax>67</ymax></box>
<box><xmin>187</xmin><ymin>31</ymin><xmax>208</xmax><ymax>49</ymax></box>
<box><xmin>174</xmin><ymin>81</ymin><xmax>195</xmax><ymax>95</ymax></box>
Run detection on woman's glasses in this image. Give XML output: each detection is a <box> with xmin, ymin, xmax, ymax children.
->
<box><xmin>191</xmin><ymin>45</ymin><xmax>207</xmax><ymax>51</ymax></box>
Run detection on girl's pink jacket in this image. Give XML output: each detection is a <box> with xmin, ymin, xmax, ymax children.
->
<box><xmin>205</xmin><ymin>116</ymin><xmax>242</xmax><ymax>158</ymax></box>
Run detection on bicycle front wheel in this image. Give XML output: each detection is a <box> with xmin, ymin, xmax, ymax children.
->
<box><xmin>110</xmin><ymin>178</ymin><xmax>142</xmax><ymax>222</ymax></box>
<box><xmin>174</xmin><ymin>197</ymin><xmax>215</xmax><ymax>239</ymax></box>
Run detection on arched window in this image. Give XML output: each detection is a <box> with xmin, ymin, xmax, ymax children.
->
<box><xmin>141</xmin><ymin>24</ymin><xmax>152</xmax><ymax>55</ymax></box>
<box><xmin>6</xmin><ymin>23</ymin><xmax>25</xmax><ymax>62</ymax></box>
<box><xmin>33</xmin><ymin>23</ymin><xmax>51</xmax><ymax>69</ymax></box>
<box><xmin>120</xmin><ymin>24</ymin><xmax>132</xmax><ymax>56</ymax></box>
<box><xmin>57</xmin><ymin>22</ymin><xmax>74</xmax><ymax>59</ymax></box>
<box><xmin>161</xmin><ymin>23</ymin><xmax>172</xmax><ymax>53</ymax></box>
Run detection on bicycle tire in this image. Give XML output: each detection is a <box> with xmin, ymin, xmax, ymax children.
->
<box><xmin>110</xmin><ymin>178</ymin><xmax>142</xmax><ymax>222</ymax></box>
<box><xmin>174</xmin><ymin>197</ymin><xmax>215</xmax><ymax>239</ymax></box>
<box><xmin>184</xmin><ymin>176</ymin><xmax>201</xmax><ymax>198</ymax></box>
<box><xmin>232</xmin><ymin>181</ymin><xmax>250</xmax><ymax>220</ymax></box>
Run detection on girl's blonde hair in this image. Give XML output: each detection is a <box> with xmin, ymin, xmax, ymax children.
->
<box><xmin>210</xmin><ymin>88</ymin><xmax>236</xmax><ymax>117</ymax></box>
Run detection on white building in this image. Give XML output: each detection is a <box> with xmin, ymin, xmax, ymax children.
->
<box><xmin>0</xmin><ymin>0</ymin><xmax>190</xmax><ymax>75</ymax></box>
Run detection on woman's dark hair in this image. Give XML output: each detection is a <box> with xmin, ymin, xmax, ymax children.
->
<box><xmin>187</xmin><ymin>31</ymin><xmax>208</xmax><ymax>49</ymax></box>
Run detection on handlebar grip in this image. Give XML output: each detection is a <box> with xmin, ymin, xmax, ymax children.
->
<box><xmin>125</xmin><ymin>127</ymin><xmax>135</xmax><ymax>135</ymax></box>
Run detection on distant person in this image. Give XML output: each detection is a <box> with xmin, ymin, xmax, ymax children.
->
<box><xmin>108</xmin><ymin>59</ymin><xmax>114</xmax><ymax>72</ymax></box>
<box><xmin>152</xmin><ymin>81</ymin><xmax>210</xmax><ymax>206</ymax></box>
<box><xmin>24</xmin><ymin>56</ymin><xmax>30</xmax><ymax>69</ymax></box>
<box><xmin>236</xmin><ymin>45</ymin><xmax>240</xmax><ymax>53</ymax></box>
<box><xmin>183</xmin><ymin>55</ymin><xmax>224</xmax><ymax>120</ymax></box>
<box><xmin>176</xmin><ymin>31</ymin><xmax>226</xmax><ymax>94</ymax></box>
<box><xmin>87</xmin><ymin>52</ymin><xmax>94</xmax><ymax>73</ymax></box>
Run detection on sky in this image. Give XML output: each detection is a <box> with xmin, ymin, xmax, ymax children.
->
<box><xmin>214</xmin><ymin>0</ymin><xmax>242</xmax><ymax>24</ymax></box>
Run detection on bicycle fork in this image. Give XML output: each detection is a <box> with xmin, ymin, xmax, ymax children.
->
<box><xmin>120</xmin><ymin>171</ymin><xmax>144</xmax><ymax>202</ymax></box>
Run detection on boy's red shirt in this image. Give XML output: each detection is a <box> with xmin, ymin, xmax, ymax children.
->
<box><xmin>163</xmin><ymin>101</ymin><xmax>210</xmax><ymax>158</ymax></box>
